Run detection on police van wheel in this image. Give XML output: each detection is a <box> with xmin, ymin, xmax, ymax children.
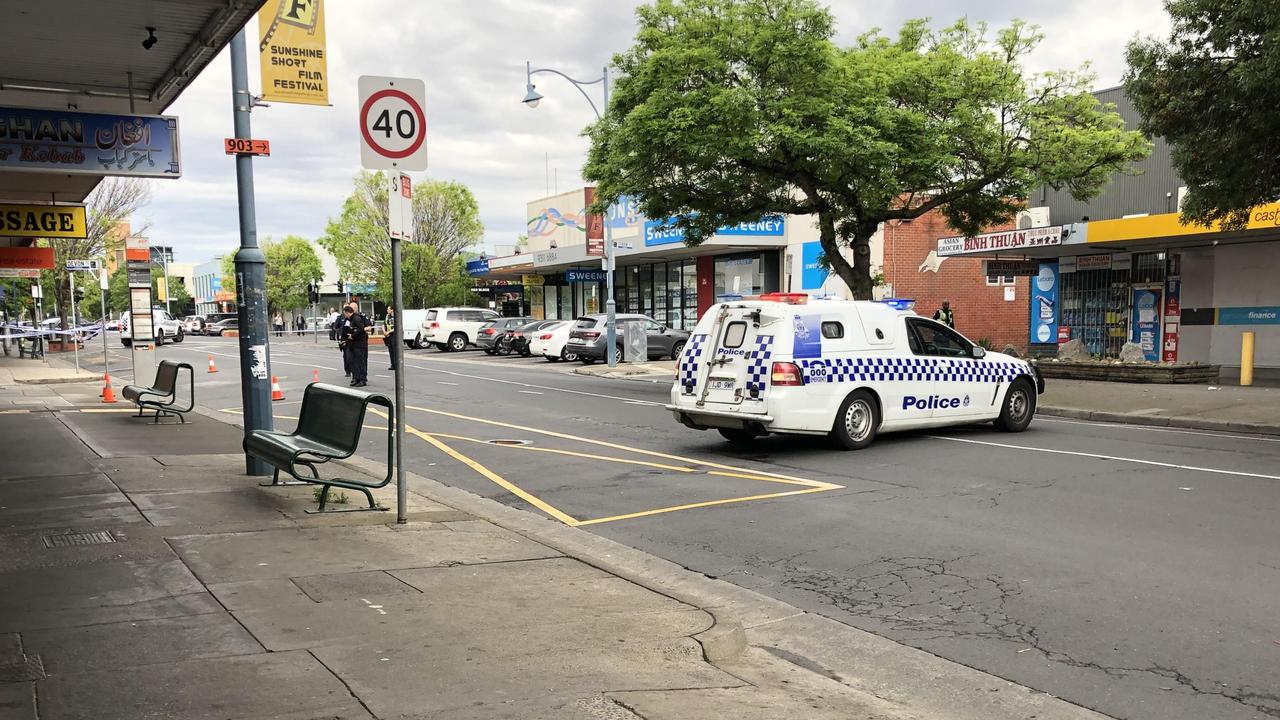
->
<box><xmin>830</xmin><ymin>390</ymin><xmax>879</xmax><ymax>450</ymax></box>
<box><xmin>995</xmin><ymin>378</ymin><xmax>1036</xmax><ymax>432</ymax></box>
<box><xmin>717</xmin><ymin>428</ymin><xmax>756</xmax><ymax>444</ymax></box>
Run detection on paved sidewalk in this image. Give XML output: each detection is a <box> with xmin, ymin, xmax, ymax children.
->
<box><xmin>0</xmin><ymin>405</ymin><xmax>1109</xmax><ymax>720</ymax></box>
<box><xmin>574</xmin><ymin>359</ymin><xmax>676</xmax><ymax>383</ymax></box>
<box><xmin>0</xmin><ymin>354</ymin><xmax>99</xmax><ymax>388</ymax></box>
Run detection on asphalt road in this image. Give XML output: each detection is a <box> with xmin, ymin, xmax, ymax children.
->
<box><xmin>85</xmin><ymin>333</ymin><xmax>1280</xmax><ymax>720</ymax></box>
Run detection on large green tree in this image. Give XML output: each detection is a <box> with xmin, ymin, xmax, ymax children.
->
<box><xmin>1125</xmin><ymin>0</ymin><xmax>1280</xmax><ymax>229</ymax></box>
<box><xmin>585</xmin><ymin>1</ymin><xmax>1151</xmax><ymax>298</ymax></box>
<box><xmin>83</xmin><ymin>265</ymin><xmax>188</xmax><ymax>321</ymax></box>
<box><xmin>320</xmin><ymin>171</ymin><xmax>484</xmax><ymax>287</ymax></box>
<box><xmin>373</xmin><ymin>244</ymin><xmax>473</xmax><ymax>308</ymax></box>
<box><xmin>219</xmin><ymin>236</ymin><xmax>323</xmax><ymax>314</ymax></box>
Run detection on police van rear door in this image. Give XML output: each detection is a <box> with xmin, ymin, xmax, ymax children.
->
<box><xmin>695</xmin><ymin>306</ymin><xmax>768</xmax><ymax>408</ymax></box>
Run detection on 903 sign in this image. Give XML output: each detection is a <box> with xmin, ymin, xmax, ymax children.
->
<box><xmin>223</xmin><ymin>138</ymin><xmax>271</xmax><ymax>156</ymax></box>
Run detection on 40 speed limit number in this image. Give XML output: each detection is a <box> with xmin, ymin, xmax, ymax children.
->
<box><xmin>357</xmin><ymin>76</ymin><xmax>428</xmax><ymax>171</ymax></box>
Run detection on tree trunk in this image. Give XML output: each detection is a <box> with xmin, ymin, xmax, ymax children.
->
<box><xmin>816</xmin><ymin>211</ymin><xmax>873</xmax><ymax>301</ymax></box>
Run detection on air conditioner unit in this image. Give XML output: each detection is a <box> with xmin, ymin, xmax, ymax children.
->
<box><xmin>1016</xmin><ymin>207</ymin><xmax>1051</xmax><ymax>229</ymax></box>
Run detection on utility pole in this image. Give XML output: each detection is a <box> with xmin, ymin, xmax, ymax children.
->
<box><xmin>230</xmin><ymin>28</ymin><xmax>272</xmax><ymax>475</ymax></box>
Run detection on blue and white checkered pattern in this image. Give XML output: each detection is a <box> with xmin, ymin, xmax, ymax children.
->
<box><xmin>679</xmin><ymin>334</ymin><xmax>709</xmax><ymax>393</ymax></box>
<box><xmin>798</xmin><ymin>357</ymin><xmax>1029</xmax><ymax>385</ymax></box>
<box><xmin>744</xmin><ymin>335</ymin><xmax>774</xmax><ymax>393</ymax></box>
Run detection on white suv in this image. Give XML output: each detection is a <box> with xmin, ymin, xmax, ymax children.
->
<box><xmin>119</xmin><ymin>309</ymin><xmax>184</xmax><ymax>347</ymax></box>
<box><xmin>420</xmin><ymin>307</ymin><xmax>499</xmax><ymax>351</ymax></box>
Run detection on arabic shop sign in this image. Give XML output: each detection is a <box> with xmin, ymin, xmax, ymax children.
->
<box><xmin>0</xmin><ymin>107</ymin><xmax>181</xmax><ymax>178</ymax></box>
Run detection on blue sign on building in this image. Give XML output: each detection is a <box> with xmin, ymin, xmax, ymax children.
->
<box><xmin>466</xmin><ymin>257</ymin><xmax>489</xmax><ymax>275</ymax></box>
<box><xmin>1217</xmin><ymin>306</ymin><xmax>1280</xmax><ymax>325</ymax></box>
<box><xmin>566</xmin><ymin>269</ymin><xmax>608</xmax><ymax>283</ymax></box>
<box><xmin>607</xmin><ymin>195</ymin><xmax>643</xmax><ymax>230</ymax></box>
<box><xmin>643</xmin><ymin>215</ymin><xmax>786</xmax><ymax>247</ymax></box>
<box><xmin>1029</xmin><ymin>261</ymin><xmax>1059</xmax><ymax>344</ymax></box>
<box><xmin>800</xmin><ymin>241</ymin><xmax>829</xmax><ymax>290</ymax></box>
<box><xmin>210</xmin><ymin>276</ymin><xmax>222</xmax><ymax>292</ymax></box>
<box><xmin>0</xmin><ymin>107</ymin><xmax>181</xmax><ymax>177</ymax></box>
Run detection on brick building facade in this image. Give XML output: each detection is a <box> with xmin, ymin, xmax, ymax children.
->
<box><xmin>881</xmin><ymin>211</ymin><xmax>1029</xmax><ymax>352</ymax></box>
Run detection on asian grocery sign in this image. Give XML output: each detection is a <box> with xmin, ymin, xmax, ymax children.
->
<box><xmin>0</xmin><ymin>108</ymin><xmax>180</xmax><ymax>177</ymax></box>
<box><xmin>937</xmin><ymin>226</ymin><xmax>1062</xmax><ymax>257</ymax></box>
<box><xmin>644</xmin><ymin>216</ymin><xmax>785</xmax><ymax>247</ymax></box>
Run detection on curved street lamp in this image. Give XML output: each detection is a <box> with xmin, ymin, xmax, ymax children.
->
<box><xmin>523</xmin><ymin>60</ymin><xmax>618</xmax><ymax>367</ymax></box>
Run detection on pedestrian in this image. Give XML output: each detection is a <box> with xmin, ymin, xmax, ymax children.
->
<box><xmin>336</xmin><ymin>309</ymin><xmax>352</xmax><ymax>377</ymax></box>
<box><xmin>933</xmin><ymin>300</ymin><xmax>955</xmax><ymax>329</ymax></box>
<box><xmin>327</xmin><ymin>307</ymin><xmax>339</xmax><ymax>341</ymax></box>
<box><xmin>384</xmin><ymin>306</ymin><xmax>398</xmax><ymax>371</ymax></box>
<box><xmin>342</xmin><ymin>303</ymin><xmax>371</xmax><ymax>387</ymax></box>
<box><xmin>295</xmin><ymin>313</ymin><xmax>306</xmax><ymax>337</ymax></box>
<box><xmin>273</xmin><ymin>312</ymin><xmax>284</xmax><ymax>337</ymax></box>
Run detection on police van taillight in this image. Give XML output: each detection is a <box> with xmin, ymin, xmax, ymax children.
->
<box><xmin>770</xmin><ymin>362</ymin><xmax>804</xmax><ymax>386</ymax></box>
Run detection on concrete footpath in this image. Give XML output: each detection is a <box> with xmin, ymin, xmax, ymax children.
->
<box><xmin>0</xmin><ymin>394</ymin><xmax>1111</xmax><ymax>720</ymax></box>
<box><xmin>577</xmin><ymin>361</ymin><xmax>1280</xmax><ymax>435</ymax></box>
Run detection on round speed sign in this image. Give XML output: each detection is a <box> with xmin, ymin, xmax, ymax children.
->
<box><xmin>357</xmin><ymin>76</ymin><xmax>428</xmax><ymax>170</ymax></box>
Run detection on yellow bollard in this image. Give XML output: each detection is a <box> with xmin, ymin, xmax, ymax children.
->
<box><xmin>1240</xmin><ymin>331</ymin><xmax>1255</xmax><ymax>386</ymax></box>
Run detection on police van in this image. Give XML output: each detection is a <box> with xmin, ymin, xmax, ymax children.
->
<box><xmin>667</xmin><ymin>294</ymin><xmax>1044</xmax><ymax>449</ymax></box>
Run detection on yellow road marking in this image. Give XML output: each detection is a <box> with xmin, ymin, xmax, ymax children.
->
<box><xmin>429</xmin><ymin>432</ymin><xmax>696</xmax><ymax>473</ymax></box>
<box><xmin>706</xmin><ymin>470</ymin><xmax>840</xmax><ymax>489</ymax></box>
<box><xmin>574</xmin><ymin>487</ymin><xmax>834</xmax><ymax>526</ymax></box>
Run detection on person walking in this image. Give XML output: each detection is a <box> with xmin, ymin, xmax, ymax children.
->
<box><xmin>327</xmin><ymin>307</ymin><xmax>340</xmax><ymax>341</ymax></box>
<box><xmin>295</xmin><ymin>314</ymin><xmax>305</xmax><ymax>337</ymax></box>
<box><xmin>384</xmin><ymin>306</ymin><xmax>398</xmax><ymax>371</ymax></box>
<box><xmin>272</xmin><ymin>312</ymin><xmax>284</xmax><ymax>337</ymax></box>
<box><xmin>342</xmin><ymin>303</ymin><xmax>371</xmax><ymax>387</ymax></box>
<box><xmin>933</xmin><ymin>300</ymin><xmax>956</xmax><ymax>329</ymax></box>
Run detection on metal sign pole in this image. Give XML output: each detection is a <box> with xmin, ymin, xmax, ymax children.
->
<box><xmin>390</xmin><ymin>177</ymin><xmax>407</xmax><ymax>525</ymax></box>
<box><xmin>99</xmin><ymin>267</ymin><xmax>109</xmax><ymax>381</ymax></box>
<box><xmin>69</xmin><ymin>271</ymin><xmax>79</xmax><ymax>372</ymax></box>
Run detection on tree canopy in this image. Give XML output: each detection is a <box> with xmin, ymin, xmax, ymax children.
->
<box><xmin>220</xmin><ymin>235</ymin><xmax>323</xmax><ymax>313</ymax></box>
<box><xmin>585</xmin><ymin>0</ymin><xmax>1150</xmax><ymax>298</ymax></box>
<box><xmin>1125</xmin><ymin>0</ymin><xmax>1280</xmax><ymax>229</ymax></box>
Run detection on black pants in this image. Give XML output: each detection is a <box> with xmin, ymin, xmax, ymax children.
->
<box><xmin>342</xmin><ymin>344</ymin><xmax>352</xmax><ymax>376</ymax></box>
<box><xmin>349</xmin><ymin>343</ymin><xmax>369</xmax><ymax>382</ymax></box>
<box><xmin>385</xmin><ymin>332</ymin><xmax>397</xmax><ymax>370</ymax></box>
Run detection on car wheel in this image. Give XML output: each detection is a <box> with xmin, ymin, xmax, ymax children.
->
<box><xmin>155</xmin><ymin>329</ymin><xmax>164</xmax><ymax>346</ymax></box>
<box><xmin>830</xmin><ymin>389</ymin><xmax>879</xmax><ymax>450</ymax></box>
<box><xmin>412</xmin><ymin>333</ymin><xmax>423</xmax><ymax>350</ymax></box>
<box><xmin>670</xmin><ymin>341</ymin><xmax>686</xmax><ymax>359</ymax></box>
<box><xmin>544</xmin><ymin>355</ymin><xmax>558</xmax><ymax>362</ymax></box>
<box><xmin>560</xmin><ymin>348</ymin><xmax>579</xmax><ymax>363</ymax></box>
<box><xmin>484</xmin><ymin>348</ymin><xmax>496</xmax><ymax>355</ymax></box>
<box><xmin>718</xmin><ymin>428</ymin><xmax>756</xmax><ymax>444</ymax></box>
<box><xmin>579</xmin><ymin>356</ymin><xmax>596</xmax><ymax>365</ymax></box>
<box><xmin>173</xmin><ymin>329</ymin><xmax>184</xmax><ymax>344</ymax></box>
<box><xmin>995</xmin><ymin>378</ymin><xmax>1036</xmax><ymax>432</ymax></box>
<box><xmin>448</xmin><ymin>333</ymin><xmax>467</xmax><ymax>352</ymax></box>
<box><xmin>613</xmin><ymin>345</ymin><xmax>624</xmax><ymax>364</ymax></box>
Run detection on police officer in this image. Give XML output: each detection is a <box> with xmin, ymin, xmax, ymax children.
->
<box><xmin>384</xmin><ymin>306</ymin><xmax>398</xmax><ymax>371</ymax></box>
<box><xmin>934</xmin><ymin>300</ymin><xmax>956</xmax><ymax>328</ymax></box>
<box><xmin>343</xmin><ymin>303</ymin><xmax>372</xmax><ymax>387</ymax></box>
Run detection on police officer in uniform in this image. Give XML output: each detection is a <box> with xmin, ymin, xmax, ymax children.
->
<box><xmin>933</xmin><ymin>300</ymin><xmax>956</xmax><ymax>328</ymax></box>
<box><xmin>384</xmin><ymin>306</ymin><xmax>398</xmax><ymax>371</ymax></box>
<box><xmin>343</xmin><ymin>303</ymin><xmax>372</xmax><ymax>387</ymax></box>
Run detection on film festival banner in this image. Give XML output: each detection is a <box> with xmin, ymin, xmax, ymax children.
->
<box><xmin>259</xmin><ymin>0</ymin><xmax>329</xmax><ymax>106</ymax></box>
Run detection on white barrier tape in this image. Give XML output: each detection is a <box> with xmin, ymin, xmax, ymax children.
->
<box><xmin>0</xmin><ymin>323</ymin><xmax>105</xmax><ymax>341</ymax></box>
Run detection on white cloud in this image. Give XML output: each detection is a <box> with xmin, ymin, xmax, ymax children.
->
<box><xmin>149</xmin><ymin>0</ymin><xmax>1169</xmax><ymax>264</ymax></box>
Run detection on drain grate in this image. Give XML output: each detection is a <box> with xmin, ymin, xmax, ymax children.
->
<box><xmin>486</xmin><ymin>439</ymin><xmax>532</xmax><ymax>446</ymax></box>
<box><xmin>43</xmin><ymin>530</ymin><xmax>116</xmax><ymax>548</ymax></box>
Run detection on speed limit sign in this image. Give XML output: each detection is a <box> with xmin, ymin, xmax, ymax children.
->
<box><xmin>357</xmin><ymin>76</ymin><xmax>428</xmax><ymax>171</ymax></box>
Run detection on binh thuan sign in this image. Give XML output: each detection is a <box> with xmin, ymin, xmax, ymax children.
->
<box><xmin>938</xmin><ymin>226</ymin><xmax>1063</xmax><ymax>257</ymax></box>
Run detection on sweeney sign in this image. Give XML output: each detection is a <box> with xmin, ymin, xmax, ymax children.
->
<box><xmin>937</xmin><ymin>226</ymin><xmax>1062</xmax><ymax>257</ymax></box>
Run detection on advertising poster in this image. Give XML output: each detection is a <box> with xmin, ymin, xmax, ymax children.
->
<box><xmin>1162</xmin><ymin>258</ymin><xmax>1181</xmax><ymax>362</ymax></box>
<box><xmin>792</xmin><ymin>313</ymin><xmax>822</xmax><ymax>359</ymax></box>
<box><xmin>1131</xmin><ymin>287</ymin><xmax>1162</xmax><ymax>362</ymax></box>
<box><xmin>1028</xmin><ymin>261</ymin><xmax>1059</xmax><ymax>344</ymax></box>
<box><xmin>258</xmin><ymin>0</ymin><xmax>329</xmax><ymax>105</ymax></box>
<box><xmin>801</xmin><ymin>241</ymin><xmax>829</xmax><ymax>290</ymax></box>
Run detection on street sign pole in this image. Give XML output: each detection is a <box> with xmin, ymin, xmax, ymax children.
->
<box><xmin>69</xmin><ymin>271</ymin><xmax>79</xmax><ymax>372</ymax></box>
<box><xmin>230</xmin><ymin>28</ymin><xmax>273</xmax><ymax>475</ymax></box>
<box><xmin>390</xmin><ymin>224</ymin><xmax>406</xmax><ymax>525</ymax></box>
<box><xmin>99</xmin><ymin>266</ymin><xmax>109</xmax><ymax>383</ymax></box>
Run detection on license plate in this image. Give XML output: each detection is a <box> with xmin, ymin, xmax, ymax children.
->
<box><xmin>708</xmin><ymin>379</ymin><xmax>735</xmax><ymax>391</ymax></box>
<box><xmin>568</xmin><ymin>337</ymin><xmax>584</xmax><ymax>344</ymax></box>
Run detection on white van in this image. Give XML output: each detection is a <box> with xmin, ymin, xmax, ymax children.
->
<box><xmin>418</xmin><ymin>307</ymin><xmax>500</xmax><ymax>351</ymax></box>
<box><xmin>667</xmin><ymin>294</ymin><xmax>1043</xmax><ymax>449</ymax></box>
<box><xmin>118</xmin><ymin>309</ymin><xmax>184</xmax><ymax>347</ymax></box>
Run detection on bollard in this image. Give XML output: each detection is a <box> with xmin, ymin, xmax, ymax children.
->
<box><xmin>1240</xmin><ymin>331</ymin><xmax>1255</xmax><ymax>386</ymax></box>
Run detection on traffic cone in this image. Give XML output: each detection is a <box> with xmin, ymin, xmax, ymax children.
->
<box><xmin>101</xmin><ymin>374</ymin><xmax>117</xmax><ymax>404</ymax></box>
<box><xmin>207</xmin><ymin>355</ymin><xmax>218</xmax><ymax>373</ymax></box>
<box><xmin>271</xmin><ymin>376</ymin><xmax>285</xmax><ymax>401</ymax></box>
<box><xmin>312</xmin><ymin>368</ymin><xmax>320</xmax><ymax>384</ymax></box>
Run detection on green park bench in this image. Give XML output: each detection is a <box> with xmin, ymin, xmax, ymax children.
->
<box><xmin>122</xmin><ymin>360</ymin><xmax>194</xmax><ymax>423</ymax></box>
<box><xmin>244</xmin><ymin>382</ymin><xmax>394</xmax><ymax>512</ymax></box>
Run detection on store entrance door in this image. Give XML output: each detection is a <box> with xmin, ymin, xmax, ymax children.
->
<box><xmin>1130</xmin><ymin>285</ymin><xmax>1163</xmax><ymax>362</ymax></box>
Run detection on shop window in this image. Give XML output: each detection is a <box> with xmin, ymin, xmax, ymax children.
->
<box><xmin>986</xmin><ymin>274</ymin><xmax>1016</xmax><ymax>285</ymax></box>
<box><xmin>680</xmin><ymin>261</ymin><xmax>699</xmax><ymax>329</ymax></box>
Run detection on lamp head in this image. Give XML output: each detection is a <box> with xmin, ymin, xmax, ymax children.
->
<box><xmin>523</xmin><ymin>84</ymin><xmax>543</xmax><ymax>108</ymax></box>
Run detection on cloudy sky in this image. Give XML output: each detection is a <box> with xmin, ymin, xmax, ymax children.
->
<box><xmin>145</xmin><ymin>0</ymin><xmax>1171</xmax><ymax>265</ymax></box>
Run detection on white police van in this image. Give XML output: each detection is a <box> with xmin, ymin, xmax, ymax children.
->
<box><xmin>667</xmin><ymin>294</ymin><xmax>1044</xmax><ymax>449</ymax></box>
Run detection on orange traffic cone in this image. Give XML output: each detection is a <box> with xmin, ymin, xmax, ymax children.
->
<box><xmin>101</xmin><ymin>374</ymin><xmax>117</xmax><ymax>404</ymax></box>
<box><xmin>312</xmin><ymin>368</ymin><xmax>320</xmax><ymax>384</ymax></box>
<box><xmin>271</xmin><ymin>376</ymin><xmax>285</xmax><ymax>401</ymax></box>
<box><xmin>207</xmin><ymin>355</ymin><xmax>218</xmax><ymax>373</ymax></box>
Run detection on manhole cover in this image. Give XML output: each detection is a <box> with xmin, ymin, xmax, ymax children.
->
<box><xmin>486</xmin><ymin>439</ymin><xmax>532</xmax><ymax>446</ymax></box>
<box><xmin>43</xmin><ymin>530</ymin><xmax>116</xmax><ymax>548</ymax></box>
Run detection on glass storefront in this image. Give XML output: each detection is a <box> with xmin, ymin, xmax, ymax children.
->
<box><xmin>615</xmin><ymin>259</ymin><xmax>700</xmax><ymax>329</ymax></box>
<box><xmin>1059</xmin><ymin>251</ymin><xmax>1166</xmax><ymax>357</ymax></box>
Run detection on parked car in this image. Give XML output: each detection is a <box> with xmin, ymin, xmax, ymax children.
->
<box><xmin>419</xmin><ymin>307</ymin><xmax>500</xmax><ymax>351</ymax></box>
<box><xmin>396</xmin><ymin>309</ymin><xmax>431</xmax><ymax>348</ymax></box>
<box><xmin>528</xmin><ymin>321</ymin><xmax>576</xmax><ymax>362</ymax></box>
<box><xmin>119</xmin><ymin>310</ymin><xmax>185</xmax><ymax>347</ymax></box>
<box><xmin>477</xmin><ymin>317</ymin><xmax>534</xmax><ymax>354</ymax></box>
<box><xmin>198</xmin><ymin>312</ymin><xmax>236</xmax><ymax>335</ymax></box>
<box><xmin>500</xmin><ymin>320</ymin><xmax>563</xmax><ymax>357</ymax></box>
<box><xmin>207</xmin><ymin>317</ymin><xmax>239</xmax><ymax>336</ymax></box>
<box><xmin>181</xmin><ymin>315</ymin><xmax>203</xmax><ymax>334</ymax></box>
<box><xmin>568</xmin><ymin>314</ymin><xmax>690</xmax><ymax>365</ymax></box>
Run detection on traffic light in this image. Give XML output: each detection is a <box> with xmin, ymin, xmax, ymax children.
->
<box><xmin>336</xmin><ymin>279</ymin><xmax>344</xmax><ymax>293</ymax></box>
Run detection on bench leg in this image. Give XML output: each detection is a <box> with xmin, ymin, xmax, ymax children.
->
<box><xmin>303</xmin><ymin>483</ymin><xmax>388</xmax><ymax>514</ymax></box>
<box><xmin>259</xmin><ymin>462</ymin><xmax>313</xmax><ymax>487</ymax></box>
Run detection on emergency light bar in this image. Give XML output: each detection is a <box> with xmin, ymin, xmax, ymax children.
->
<box><xmin>758</xmin><ymin>292</ymin><xmax>809</xmax><ymax>305</ymax></box>
<box><xmin>879</xmin><ymin>298</ymin><xmax>916</xmax><ymax>311</ymax></box>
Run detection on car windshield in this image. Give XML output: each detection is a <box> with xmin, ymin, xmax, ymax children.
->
<box><xmin>574</xmin><ymin>317</ymin><xmax>597</xmax><ymax>329</ymax></box>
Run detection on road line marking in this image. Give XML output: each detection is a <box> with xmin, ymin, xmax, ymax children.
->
<box><xmin>1037</xmin><ymin>416</ymin><xmax>1280</xmax><ymax>443</ymax></box>
<box><xmin>437</xmin><ymin>381</ymin><xmax>458</xmax><ymax>386</ymax></box>
<box><xmin>929</xmin><ymin>435</ymin><xmax>1280</xmax><ymax>480</ymax></box>
<box><xmin>623</xmin><ymin>400</ymin><xmax>661</xmax><ymax>406</ymax></box>
<box><xmin>575</xmin><ymin>487</ymin><xmax>833</xmax><ymax>526</ymax></box>
<box><xmin>403</xmin><ymin>361</ymin><xmax>664</xmax><ymax>405</ymax></box>
<box><xmin>402</xmin><ymin>403</ymin><xmax>826</xmax><ymax>486</ymax></box>
<box><xmin>706</xmin><ymin>470</ymin><xmax>841</xmax><ymax>489</ymax></box>
<box><xmin>429</xmin><ymin>432</ymin><xmax>697</xmax><ymax>473</ymax></box>
<box><xmin>517</xmin><ymin>390</ymin><xmax>543</xmax><ymax>395</ymax></box>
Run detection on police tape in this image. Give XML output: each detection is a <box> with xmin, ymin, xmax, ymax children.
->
<box><xmin>0</xmin><ymin>322</ymin><xmax>105</xmax><ymax>341</ymax></box>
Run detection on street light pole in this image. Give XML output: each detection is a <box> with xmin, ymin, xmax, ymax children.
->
<box><xmin>229</xmin><ymin>28</ymin><xmax>273</xmax><ymax>475</ymax></box>
<box><xmin>524</xmin><ymin>61</ymin><xmax>618</xmax><ymax>368</ymax></box>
